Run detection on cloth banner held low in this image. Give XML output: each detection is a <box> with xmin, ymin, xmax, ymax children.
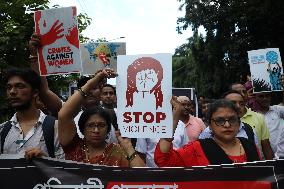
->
<box><xmin>0</xmin><ymin>158</ymin><xmax>283</xmax><ymax>189</ymax></box>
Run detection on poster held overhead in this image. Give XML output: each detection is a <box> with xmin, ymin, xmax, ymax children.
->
<box><xmin>117</xmin><ymin>54</ymin><xmax>173</xmax><ymax>138</ymax></box>
<box><xmin>248</xmin><ymin>48</ymin><xmax>283</xmax><ymax>93</ymax></box>
<box><xmin>34</xmin><ymin>7</ymin><xmax>81</xmax><ymax>76</ymax></box>
<box><xmin>80</xmin><ymin>42</ymin><xmax>126</xmax><ymax>75</ymax></box>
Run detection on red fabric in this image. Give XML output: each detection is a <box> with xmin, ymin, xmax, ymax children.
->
<box><xmin>256</xmin><ymin>145</ymin><xmax>262</xmax><ymax>160</ymax></box>
<box><xmin>228</xmin><ymin>154</ymin><xmax>247</xmax><ymax>163</ymax></box>
<box><xmin>154</xmin><ymin>140</ymin><xmax>250</xmax><ymax>167</ymax></box>
<box><xmin>154</xmin><ymin>141</ymin><xmax>210</xmax><ymax>167</ymax></box>
<box><xmin>107</xmin><ymin>181</ymin><xmax>272</xmax><ymax>189</ymax></box>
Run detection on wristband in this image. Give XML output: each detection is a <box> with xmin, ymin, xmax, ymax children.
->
<box><xmin>78</xmin><ymin>88</ymin><xmax>88</xmax><ymax>98</ymax></box>
<box><xmin>126</xmin><ymin>151</ymin><xmax>138</xmax><ymax>162</ymax></box>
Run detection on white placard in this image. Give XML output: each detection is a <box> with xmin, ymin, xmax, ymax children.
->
<box><xmin>117</xmin><ymin>54</ymin><xmax>173</xmax><ymax>138</ymax></box>
<box><xmin>248</xmin><ymin>48</ymin><xmax>283</xmax><ymax>93</ymax></box>
<box><xmin>34</xmin><ymin>7</ymin><xmax>81</xmax><ymax>76</ymax></box>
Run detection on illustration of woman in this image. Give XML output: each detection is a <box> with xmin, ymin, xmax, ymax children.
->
<box><xmin>125</xmin><ymin>57</ymin><xmax>163</xmax><ymax>109</ymax></box>
<box><xmin>267</xmin><ymin>63</ymin><xmax>282</xmax><ymax>90</ymax></box>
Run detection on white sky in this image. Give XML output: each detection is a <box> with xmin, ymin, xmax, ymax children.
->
<box><xmin>48</xmin><ymin>0</ymin><xmax>193</xmax><ymax>55</ymax></box>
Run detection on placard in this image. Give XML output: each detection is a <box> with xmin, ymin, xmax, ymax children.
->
<box><xmin>80</xmin><ymin>42</ymin><xmax>126</xmax><ymax>74</ymax></box>
<box><xmin>248</xmin><ymin>48</ymin><xmax>283</xmax><ymax>92</ymax></box>
<box><xmin>34</xmin><ymin>7</ymin><xmax>81</xmax><ymax>76</ymax></box>
<box><xmin>117</xmin><ymin>54</ymin><xmax>172</xmax><ymax>138</ymax></box>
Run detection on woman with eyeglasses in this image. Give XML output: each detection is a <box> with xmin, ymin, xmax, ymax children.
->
<box><xmin>58</xmin><ymin>69</ymin><xmax>145</xmax><ymax>167</ymax></box>
<box><xmin>154</xmin><ymin>98</ymin><xmax>261</xmax><ymax>167</ymax></box>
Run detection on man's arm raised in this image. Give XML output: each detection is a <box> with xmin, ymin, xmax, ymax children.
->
<box><xmin>28</xmin><ymin>34</ymin><xmax>62</xmax><ymax>117</ymax></box>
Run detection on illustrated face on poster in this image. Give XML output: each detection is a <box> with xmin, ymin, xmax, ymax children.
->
<box><xmin>248</xmin><ymin>48</ymin><xmax>283</xmax><ymax>93</ymax></box>
<box><xmin>125</xmin><ymin>57</ymin><xmax>164</xmax><ymax>109</ymax></box>
<box><xmin>80</xmin><ymin>42</ymin><xmax>126</xmax><ymax>75</ymax></box>
<box><xmin>117</xmin><ymin>54</ymin><xmax>172</xmax><ymax>138</ymax></box>
<box><xmin>136</xmin><ymin>69</ymin><xmax>158</xmax><ymax>94</ymax></box>
<box><xmin>34</xmin><ymin>7</ymin><xmax>81</xmax><ymax>76</ymax></box>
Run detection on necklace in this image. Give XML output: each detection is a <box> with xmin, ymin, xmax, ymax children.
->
<box><xmin>83</xmin><ymin>142</ymin><xmax>106</xmax><ymax>164</ymax></box>
<box><xmin>231</xmin><ymin>140</ymin><xmax>243</xmax><ymax>163</ymax></box>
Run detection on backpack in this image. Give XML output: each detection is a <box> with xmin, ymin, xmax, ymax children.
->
<box><xmin>0</xmin><ymin>115</ymin><xmax>56</xmax><ymax>158</ymax></box>
<box><xmin>243</xmin><ymin>122</ymin><xmax>256</xmax><ymax>145</ymax></box>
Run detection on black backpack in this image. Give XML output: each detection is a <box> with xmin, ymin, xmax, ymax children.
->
<box><xmin>0</xmin><ymin>115</ymin><xmax>56</xmax><ymax>158</ymax></box>
<box><xmin>243</xmin><ymin>122</ymin><xmax>256</xmax><ymax>145</ymax></box>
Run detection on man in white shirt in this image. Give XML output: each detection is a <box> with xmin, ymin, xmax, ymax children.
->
<box><xmin>255</xmin><ymin>92</ymin><xmax>284</xmax><ymax>153</ymax></box>
<box><xmin>275</xmin><ymin>122</ymin><xmax>284</xmax><ymax>158</ymax></box>
<box><xmin>1</xmin><ymin>68</ymin><xmax>64</xmax><ymax>159</ymax></box>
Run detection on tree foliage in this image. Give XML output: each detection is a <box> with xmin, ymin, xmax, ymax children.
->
<box><xmin>174</xmin><ymin>0</ymin><xmax>284</xmax><ymax>98</ymax></box>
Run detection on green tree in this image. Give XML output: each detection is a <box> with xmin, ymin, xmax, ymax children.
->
<box><xmin>175</xmin><ymin>0</ymin><xmax>284</xmax><ymax>98</ymax></box>
<box><xmin>0</xmin><ymin>0</ymin><xmax>49</xmax><ymax>121</ymax></box>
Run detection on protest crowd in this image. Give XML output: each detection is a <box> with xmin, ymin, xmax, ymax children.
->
<box><xmin>1</xmin><ymin>8</ymin><xmax>284</xmax><ymax>171</ymax></box>
<box><xmin>1</xmin><ymin>34</ymin><xmax>284</xmax><ymax>168</ymax></box>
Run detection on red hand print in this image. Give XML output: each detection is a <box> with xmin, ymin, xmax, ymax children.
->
<box><xmin>41</xmin><ymin>20</ymin><xmax>64</xmax><ymax>46</ymax></box>
<box><xmin>65</xmin><ymin>26</ymin><xmax>79</xmax><ymax>49</ymax></box>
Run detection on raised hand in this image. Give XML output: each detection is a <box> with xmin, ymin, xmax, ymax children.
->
<box><xmin>115</xmin><ymin>130</ymin><xmax>135</xmax><ymax>156</ymax></box>
<box><xmin>171</xmin><ymin>96</ymin><xmax>183</xmax><ymax>121</ymax></box>
<box><xmin>94</xmin><ymin>68</ymin><xmax>118</xmax><ymax>86</ymax></box>
<box><xmin>65</xmin><ymin>25</ymin><xmax>79</xmax><ymax>48</ymax></box>
<box><xmin>81</xmin><ymin>68</ymin><xmax>118</xmax><ymax>93</ymax></box>
<box><xmin>41</xmin><ymin>20</ymin><xmax>64</xmax><ymax>46</ymax></box>
<box><xmin>100</xmin><ymin>68</ymin><xmax>118</xmax><ymax>79</ymax></box>
<box><xmin>28</xmin><ymin>34</ymin><xmax>41</xmax><ymax>56</ymax></box>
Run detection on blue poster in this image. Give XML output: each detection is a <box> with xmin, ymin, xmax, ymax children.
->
<box><xmin>80</xmin><ymin>42</ymin><xmax>126</xmax><ymax>75</ymax></box>
<box><xmin>248</xmin><ymin>48</ymin><xmax>283</xmax><ymax>92</ymax></box>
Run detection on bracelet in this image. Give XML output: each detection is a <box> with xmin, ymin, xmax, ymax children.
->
<box><xmin>78</xmin><ymin>88</ymin><xmax>88</xmax><ymax>98</ymax></box>
<box><xmin>29</xmin><ymin>55</ymin><xmax>38</xmax><ymax>59</ymax></box>
<box><xmin>126</xmin><ymin>151</ymin><xmax>138</xmax><ymax>162</ymax></box>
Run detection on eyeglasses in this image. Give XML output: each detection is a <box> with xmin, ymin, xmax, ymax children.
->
<box><xmin>211</xmin><ymin>116</ymin><xmax>240</xmax><ymax>127</ymax></box>
<box><xmin>85</xmin><ymin>123</ymin><xmax>107</xmax><ymax>131</ymax></box>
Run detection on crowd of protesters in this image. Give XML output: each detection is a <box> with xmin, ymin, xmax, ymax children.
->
<box><xmin>0</xmin><ymin>33</ymin><xmax>284</xmax><ymax>168</ymax></box>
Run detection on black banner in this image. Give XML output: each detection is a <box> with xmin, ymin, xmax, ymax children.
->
<box><xmin>0</xmin><ymin>158</ymin><xmax>283</xmax><ymax>189</ymax></box>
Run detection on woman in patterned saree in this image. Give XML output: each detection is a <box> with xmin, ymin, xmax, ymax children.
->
<box><xmin>58</xmin><ymin>69</ymin><xmax>145</xmax><ymax>167</ymax></box>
